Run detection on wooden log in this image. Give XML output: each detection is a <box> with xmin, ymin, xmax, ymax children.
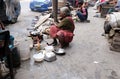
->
<box><xmin>34</xmin><ymin>14</ymin><xmax>51</xmax><ymax>29</ymax></box>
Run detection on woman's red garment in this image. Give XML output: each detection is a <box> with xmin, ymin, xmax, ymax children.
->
<box><xmin>49</xmin><ymin>17</ymin><xmax>75</xmax><ymax>43</ymax></box>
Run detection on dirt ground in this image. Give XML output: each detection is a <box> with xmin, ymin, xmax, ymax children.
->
<box><xmin>6</xmin><ymin>0</ymin><xmax>120</xmax><ymax>79</ymax></box>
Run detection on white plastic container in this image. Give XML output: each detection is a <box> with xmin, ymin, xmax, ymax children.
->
<box><xmin>44</xmin><ymin>51</ymin><xmax>56</xmax><ymax>62</ymax></box>
<box><xmin>33</xmin><ymin>53</ymin><xmax>44</xmax><ymax>62</ymax></box>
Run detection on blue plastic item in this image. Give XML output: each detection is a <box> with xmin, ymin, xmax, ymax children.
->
<box><xmin>9</xmin><ymin>35</ymin><xmax>14</xmax><ymax>49</ymax></box>
<box><xmin>30</xmin><ymin>0</ymin><xmax>52</xmax><ymax>12</ymax></box>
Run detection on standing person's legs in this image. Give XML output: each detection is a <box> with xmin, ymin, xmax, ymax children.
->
<box><xmin>93</xmin><ymin>0</ymin><xmax>99</xmax><ymax>9</ymax></box>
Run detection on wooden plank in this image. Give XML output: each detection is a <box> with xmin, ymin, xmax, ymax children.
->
<box><xmin>34</xmin><ymin>14</ymin><xmax>51</xmax><ymax>29</ymax></box>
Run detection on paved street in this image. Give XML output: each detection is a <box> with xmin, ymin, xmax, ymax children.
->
<box><xmin>6</xmin><ymin>0</ymin><xmax>120</xmax><ymax>79</ymax></box>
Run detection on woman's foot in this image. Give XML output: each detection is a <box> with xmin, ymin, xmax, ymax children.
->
<box><xmin>84</xmin><ymin>20</ymin><xmax>90</xmax><ymax>23</ymax></box>
<box><xmin>47</xmin><ymin>39</ymin><xmax>58</xmax><ymax>46</ymax></box>
<box><xmin>55</xmin><ymin>48</ymin><xmax>65</xmax><ymax>55</ymax></box>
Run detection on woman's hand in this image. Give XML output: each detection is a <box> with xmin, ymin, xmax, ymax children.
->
<box><xmin>53</xmin><ymin>22</ymin><xmax>58</xmax><ymax>26</ymax></box>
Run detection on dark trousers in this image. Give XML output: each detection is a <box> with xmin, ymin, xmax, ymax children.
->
<box><xmin>104</xmin><ymin>21</ymin><xmax>112</xmax><ymax>34</ymax></box>
<box><xmin>76</xmin><ymin>11</ymin><xmax>87</xmax><ymax>21</ymax></box>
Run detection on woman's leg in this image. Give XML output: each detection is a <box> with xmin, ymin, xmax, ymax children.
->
<box><xmin>49</xmin><ymin>25</ymin><xmax>59</xmax><ymax>46</ymax></box>
<box><xmin>57</xmin><ymin>36</ymin><xmax>70</xmax><ymax>48</ymax></box>
<box><xmin>57</xmin><ymin>36</ymin><xmax>64</xmax><ymax>48</ymax></box>
<box><xmin>57</xmin><ymin>30</ymin><xmax>73</xmax><ymax>48</ymax></box>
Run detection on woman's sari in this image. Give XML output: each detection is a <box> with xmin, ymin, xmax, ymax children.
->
<box><xmin>50</xmin><ymin>16</ymin><xmax>75</xmax><ymax>43</ymax></box>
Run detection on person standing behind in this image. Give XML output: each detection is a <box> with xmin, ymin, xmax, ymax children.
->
<box><xmin>68</xmin><ymin>0</ymin><xmax>76</xmax><ymax>7</ymax></box>
<box><xmin>65</xmin><ymin>2</ymin><xmax>74</xmax><ymax>11</ymax></box>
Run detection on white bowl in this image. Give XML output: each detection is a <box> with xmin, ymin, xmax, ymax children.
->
<box><xmin>45</xmin><ymin>51</ymin><xmax>55</xmax><ymax>58</ymax></box>
<box><xmin>44</xmin><ymin>51</ymin><xmax>56</xmax><ymax>62</ymax></box>
<box><xmin>33</xmin><ymin>53</ymin><xmax>44</xmax><ymax>62</ymax></box>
